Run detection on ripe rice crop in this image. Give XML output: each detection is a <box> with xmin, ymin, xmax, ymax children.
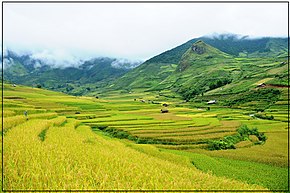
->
<box><xmin>2</xmin><ymin>83</ymin><xmax>287</xmax><ymax>190</ymax></box>
<box><xmin>3</xmin><ymin>119</ymin><xmax>264</xmax><ymax>190</ymax></box>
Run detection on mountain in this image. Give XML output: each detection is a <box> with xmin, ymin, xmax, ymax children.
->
<box><xmin>3</xmin><ymin>51</ymin><xmax>141</xmax><ymax>95</ymax></box>
<box><xmin>113</xmin><ymin>35</ymin><xmax>288</xmax><ymax>101</ymax></box>
<box><xmin>152</xmin><ymin>40</ymin><xmax>237</xmax><ymax>99</ymax></box>
<box><xmin>112</xmin><ymin>62</ymin><xmax>177</xmax><ymax>90</ymax></box>
<box><xmin>3</xmin><ymin>34</ymin><xmax>288</xmax><ymax>99</ymax></box>
<box><xmin>144</xmin><ymin>34</ymin><xmax>288</xmax><ymax>65</ymax></box>
<box><xmin>177</xmin><ymin>40</ymin><xmax>231</xmax><ymax>71</ymax></box>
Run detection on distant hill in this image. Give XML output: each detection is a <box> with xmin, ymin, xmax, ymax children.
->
<box><xmin>144</xmin><ymin>34</ymin><xmax>288</xmax><ymax>65</ymax></box>
<box><xmin>3</xmin><ymin>34</ymin><xmax>288</xmax><ymax>98</ymax></box>
<box><xmin>113</xmin><ymin>34</ymin><xmax>288</xmax><ymax>101</ymax></box>
<box><xmin>147</xmin><ymin>40</ymin><xmax>238</xmax><ymax>99</ymax></box>
<box><xmin>3</xmin><ymin>50</ymin><xmax>141</xmax><ymax>95</ymax></box>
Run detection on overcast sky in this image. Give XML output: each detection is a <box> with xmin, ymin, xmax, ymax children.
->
<box><xmin>3</xmin><ymin>2</ymin><xmax>288</xmax><ymax>63</ymax></box>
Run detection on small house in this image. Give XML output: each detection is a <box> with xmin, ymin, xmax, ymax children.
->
<box><xmin>257</xmin><ymin>83</ymin><xmax>266</xmax><ymax>88</ymax></box>
<box><xmin>207</xmin><ymin>100</ymin><xmax>216</xmax><ymax>104</ymax></box>
<box><xmin>161</xmin><ymin>109</ymin><xmax>169</xmax><ymax>113</ymax></box>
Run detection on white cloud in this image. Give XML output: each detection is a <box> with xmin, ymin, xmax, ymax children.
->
<box><xmin>30</xmin><ymin>49</ymin><xmax>82</xmax><ymax>68</ymax></box>
<box><xmin>3</xmin><ymin>57</ymin><xmax>14</xmax><ymax>69</ymax></box>
<box><xmin>2</xmin><ymin>2</ymin><xmax>288</xmax><ymax>64</ymax></box>
<box><xmin>111</xmin><ymin>58</ymin><xmax>142</xmax><ymax>69</ymax></box>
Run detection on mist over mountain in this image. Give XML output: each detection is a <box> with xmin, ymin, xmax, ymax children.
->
<box><xmin>112</xmin><ymin>34</ymin><xmax>288</xmax><ymax>99</ymax></box>
<box><xmin>2</xmin><ymin>50</ymin><xmax>142</xmax><ymax>95</ymax></box>
<box><xmin>3</xmin><ymin>33</ymin><xmax>288</xmax><ymax>97</ymax></box>
<box><xmin>2</xmin><ymin>49</ymin><xmax>142</xmax><ymax>70</ymax></box>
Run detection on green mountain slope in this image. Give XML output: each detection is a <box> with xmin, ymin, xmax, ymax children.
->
<box><xmin>4</xmin><ymin>52</ymin><xmax>138</xmax><ymax>95</ymax></box>
<box><xmin>113</xmin><ymin>37</ymin><xmax>288</xmax><ymax>106</ymax></box>
<box><xmin>154</xmin><ymin>41</ymin><xmax>236</xmax><ymax>99</ymax></box>
<box><xmin>113</xmin><ymin>63</ymin><xmax>177</xmax><ymax>90</ymax></box>
<box><xmin>144</xmin><ymin>35</ymin><xmax>287</xmax><ymax>65</ymax></box>
<box><xmin>177</xmin><ymin>40</ymin><xmax>231</xmax><ymax>71</ymax></box>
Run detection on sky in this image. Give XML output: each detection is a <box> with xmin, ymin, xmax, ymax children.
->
<box><xmin>2</xmin><ymin>2</ymin><xmax>288</xmax><ymax>65</ymax></box>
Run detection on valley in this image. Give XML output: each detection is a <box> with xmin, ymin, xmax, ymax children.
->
<box><xmin>1</xmin><ymin>79</ymin><xmax>288</xmax><ymax>190</ymax></box>
<box><xmin>2</xmin><ymin>35</ymin><xmax>289</xmax><ymax>191</ymax></box>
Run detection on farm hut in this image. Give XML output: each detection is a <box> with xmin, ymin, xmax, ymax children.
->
<box><xmin>161</xmin><ymin>109</ymin><xmax>169</xmax><ymax>113</ymax></box>
<box><xmin>257</xmin><ymin>83</ymin><xmax>266</xmax><ymax>88</ymax></box>
<box><xmin>207</xmin><ymin>100</ymin><xmax>216</xmax><ymax>104</ymax></box>
<box><xmin>12</xmin><ymin>84</ymin><xmax>16</xmax><ymax>87</ymax></box>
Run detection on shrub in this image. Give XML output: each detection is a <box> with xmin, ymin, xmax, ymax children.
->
<box><xmin>178</xmin><ymin>87</ymin><xmax>199</xmax><ymax>101</ymax></box>
<box><xmin>226</xmin><ymin>88</ymin><xmax>281</xmax><ymax>107</ymax></box>
<box><xmin>237</xmin><ymin>125</ymin><xmax>251</xmax><ymax>140</ymax></box>
<box><xmin>208</xmin><ymin>140</ymin><xmax>235</xmax><ymax>150</ymax></box>
<box><xmin>208</xmin><ymin>125</ymin><xmax>267</xmax><ymax>150</ymax></box>
<box><xmin>224</xmin><ymin>134</ymin><xmax>242</xmax><ymax>144</ymax></box>
<box><xmin>116</xmin><ymin>131</ymin><xmax>129</xmax><ymax>139</ymax></box>
<box><xmin>97</xmin><ymin>125</ymin><xmax>108</xmax><ymax>130</ymax></box>
<box><xmin>254</xmin><ymin>114</ymin><xmax>274</xmax><ymax>120</ymax></box>
<box><xmin>257</xmin><ymin>132</ymin><xmax>267</xmax><ymax>142</ymax></box>
<box><xmin>208</xmin><ymin>78</ymin><xmax>231</xmax><ymax>90</ymax></box>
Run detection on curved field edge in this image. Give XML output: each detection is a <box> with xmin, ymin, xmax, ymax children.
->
<box><xmin>1</xmin><ymin>84</ymin><xmax>288</xmax><ymax>191</ymax></box>
<box><xmin>163</xmin><ymin>149</ymin><xmax>288</xmax><ymax>191</ymax></box>
<box><xmin>2</xmin><ymin>120</ymin><xmax>265</xmax><ymax>190</ymax></box>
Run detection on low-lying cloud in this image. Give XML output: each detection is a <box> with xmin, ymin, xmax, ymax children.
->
<box><xmin>3</xmin><ymin>47</ymin><xmax>143</xmax><ymax>70</ymax></box>
<box><xmin>30</xmin><ymin>49</ymin><xmax>83</xmax><ymax>69</ymax></box>
<box><xmin>111</xmin><ymin>58</ymin><xmax>142</xmax><ymax>69</ymax></box>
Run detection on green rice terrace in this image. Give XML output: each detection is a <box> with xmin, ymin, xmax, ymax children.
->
<box><xmin>1</xmin><ymin>82</ymin><xmax>288</xmax><ymax>191</ymax></box>
<box><xmin>2</xmin><ymin>35</ymin><xmax>289</xmax><ymax>191</ymax></box>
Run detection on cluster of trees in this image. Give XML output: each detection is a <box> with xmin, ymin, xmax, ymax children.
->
<box><xmin>208</xmin><ymin>125</ymin><xmax>267</xmax><ymax>150</ymax></box>
<box><xmin>208</xmin><ymin>78</ymin><xmax>232</xmax><ymax>90</ymax></box>
<box><xmin>97</xmin><ymin>126</ymin><xmax>178</xmax><ymax>145</ymax></box>
<box><xmin>178</xmin><ymin>87</ymin><xmax>200</xmax><ymax>101</ymax></box>
<box><xmin>177</xmin><ymin>78</ymin><xmax>232</xmax><ymax>101</ymax></box>
<box><xmin>226</xmin><ymin>88</ymin><xmax>281</xmax><ymax>106</ymax></box>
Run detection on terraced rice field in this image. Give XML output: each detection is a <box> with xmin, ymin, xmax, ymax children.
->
<box><xmin>1</xmin><ymin>84</ymin><xmax>288</xmax><ymax>191</ymax></box>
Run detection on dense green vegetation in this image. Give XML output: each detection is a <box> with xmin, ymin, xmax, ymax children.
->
<box><xmin>4</xmin><ymin>54</ymin><xmax>134</xmax><ymax>96</ymax></box>
<box><xmin>144</xmin><ymin>34</ymin><xmax>287</xmax><ymax>64</ymax></box>
<box><xmin>208</xmin><ymin>125</ymin><xmax>267</xmax><ymax>150</ymax></box>
<box><xmin>4</xmin><ymin>34</ymin><xmax>288</xmax><ymax>98</ymax></box>
<box><xmin>165</xmin><ymin>150</ymin><xmax>288</xmax><ymax>190</ymax></box>
<box><xmin>225</xmin><ymin>88</ymin><xmax>281</xmax><ymax>110</ymax></box>
<box><xmin>112</xmin><ymin>39</ymin><xmax>287</xmax><ymax>105</ymax></box>
<box><xmin>2</xmin><ymin>83</ymin><xmax>288</xmax><ymax>191</ymax></box>
<box><xmin>2</xmin><ymin>34</ymin><xmax>288</xmax><ymax>191</ymax></box>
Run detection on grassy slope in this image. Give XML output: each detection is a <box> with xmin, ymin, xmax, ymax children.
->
<box><xmin>164</xmin><ymin>150</ymin><xmax>288</xmax><ymax>191</ymax></box>
<box><xmin>144</xmin><ymin>36</ymin><xmax>288</xmax><ymax>65</ymax></box>
<box><xmin>111</xmin><ymin>40</ymin><xmax>288</xmax><ymax>105</ymax></box>
<box><xmin>2</xmin><ymin>84</ymin><xmax>288</xmax><ymax>191</ymax></box>
<box><xmin>2</xmin><ymin>84</ymin><xmax>271</xmax><ymax>191</ymax></box>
